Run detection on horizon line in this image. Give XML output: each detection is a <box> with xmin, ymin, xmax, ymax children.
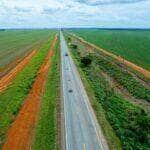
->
<box><xmin>1</xmin><ymin>27</ymin><xmax>150</xmax><ymax>30</ymax></box>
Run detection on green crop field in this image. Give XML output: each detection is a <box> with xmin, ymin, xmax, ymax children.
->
<box><xmin>0</xmin><ymin>31</ymin><xmax>56</xmax><ymax>147</ymax></box>
<box><xmin>1</xmin><ymin>0</ymin><xmax>150</xmax><ymax>149</ymax></box>
<box><xmin>0</xmin><ymin>29</ymin><xmax>149</xmax><ymax>150</ymax></box>
<box><xmin>70</xmin><ymin>29</ymin><xmax>150</xmax><ymax>70</ymax></box>
<box><xmin>0</xmin><ymin>29</ymin><xmax>52</xmax><ymax>75</ymax></box>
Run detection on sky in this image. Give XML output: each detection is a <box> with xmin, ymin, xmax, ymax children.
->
<box><xmin>0</xmin><ymin>0</ymin><xmax>150</xmax><ymax>28</ymax></box>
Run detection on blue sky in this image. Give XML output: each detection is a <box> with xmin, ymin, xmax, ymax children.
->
<box><xmin>0</xmin><ymin>0</ymin><xmax>150</xmax><ymax>28</ymax></box>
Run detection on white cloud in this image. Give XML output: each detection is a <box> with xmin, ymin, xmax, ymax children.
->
<box><xmin>0</xmin><ymin>0</ymin><xmax>150</xmax><ymax>28</ymax></box>
<box><xmin>75</xmin><ymin>0</ymin><xmax>147</xmax><ymax>5</ymax></box>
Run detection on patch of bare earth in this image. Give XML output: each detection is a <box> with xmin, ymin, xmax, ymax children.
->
<box><xmin>0</xmin><ymin>50</ymin><xmax>37</xmax><ymax>92</ymax></box>
<box><xmin>2</xmin><ymin>36</ymin><xmax>57</xmax><ymax>150</ymax></box>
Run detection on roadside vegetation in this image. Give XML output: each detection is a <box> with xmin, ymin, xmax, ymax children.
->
<box><xmin>32</xmin><ymin>39</ymin><xmax>60</xmax><ymax>150</ymax></box>
<box><xmin>66</xmin><ymin>32</ymin><xmax>150</xmax><ymax>101</ymax></box>
<box><xmin>94</xmin><ymin>54</ymin><xmax>150</xmax><ymax>102</ymax></box>
<box><xmin>0</xmin><ymin>31</ymin><xmax>56</xmax><ymax>147</ymax></box>
<box><xmin>70</xmin><ymin>29</ymin><xmax>150</xmax><ymax>70</ymax></box>
<box><xmin>66</xmin><ymin>33</ymin><xmax>150</xmax><ymax>150</ymax></box>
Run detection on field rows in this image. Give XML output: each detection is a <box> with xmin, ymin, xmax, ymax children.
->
<box><xmin>0</xmin><ymin>31</ymin><xmax>57</xmax><ymax>148</ymax></box>
<box><xmin>33</xmin><ymin>38</ymin><xmax>60</xmax><ymax>150</ymax></box>
<box><xmin>0</xmin><ymin>29</ymin><xmax>149</xmax><ymax>150</ymax></box>
<box><xmin>0</xmin><ymin>50</ymin><xmax>37</xmax><ymax>92</ymax></box>
<box><xmin>70</xmin><ymin>29</ymin><xmax>150</xmax><ymax>70</ymax></box>
<box><xmin>0</xmin><ymin>30</ymin><xmax>51</xmax><ymax>78</ymax></box>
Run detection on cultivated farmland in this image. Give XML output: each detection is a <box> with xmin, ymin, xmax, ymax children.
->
<box><xmin>0</xmin><ymin>30</ymin><xmax>57</xmax><ymax>148</ymax></box>
<box><xmin>70</xmin><ymin>29</ymin><xmax>150</xmax><ymax>70</ymax></box>
<box><xmin>0</xmin><ymin>29</ymin><xmax>51</xmax><ymax>77</ymax></box>
<box><xmin>0</xmin><ymin>29</ymin><xmax>149</xmax><ymax>150</ymax></box>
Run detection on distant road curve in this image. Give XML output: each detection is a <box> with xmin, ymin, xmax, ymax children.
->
<box><xmin>60</xmin><ymin>31</ymin><xmax>109</xmax><ymax>150</ymax></box>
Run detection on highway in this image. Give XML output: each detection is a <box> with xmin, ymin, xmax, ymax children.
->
<box><xmin>60</xmin><ymin>31</ymin><xmax>109</xmax><ymax>150</ymax></box>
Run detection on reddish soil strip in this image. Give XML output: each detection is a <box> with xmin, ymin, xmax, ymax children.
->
<box><xmin>2</xmin><ymin>36</ymin><xmax>57</xmax><ymax>150</ymax></box>
<box><xmin>0</xmin><ymin>50</ymin><xmax>37</xmax><ymax>92</ymax></box>
<box><xmin>72</xmin><ymin>33</ymin><xmax>150</xmax><ymax>78</ymax></box>
<box><xmin>0</xmin><ymin>49</ymin><xmax>35</xmax><ymax>78</ymax></box>
<box><xmin>0</xmin><ymin>57</ymin><xmax>21</xmax><ymax>78</ymax></box>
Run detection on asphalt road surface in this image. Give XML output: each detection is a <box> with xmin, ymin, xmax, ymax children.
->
<box><xmin>60</xmin><ymin>31</ymin><xmax>108</xmax><ymax>150</ymax></box>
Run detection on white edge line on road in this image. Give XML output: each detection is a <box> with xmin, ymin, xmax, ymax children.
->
<box><xmin>66</xmin><ymin>32</ymin><xmax>109</xmax><ymax>150</ymax></box>
<box><xmin>60</xmin><ymin>32</ymin><xmax>69</xmax><ymax>150</ymax></box>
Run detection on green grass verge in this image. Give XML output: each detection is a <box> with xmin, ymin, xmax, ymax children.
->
<box><xmin>94</xmin><ymin>54</ymin><xmax>150</xmax><ymax>102</ymax></box>
<box><xmin>32</xmin><ymin>39</ymin><xmax>60</xmax><ymax>150</ymax></box>
<box><xmin>0</xmin><ymin>31</ymin><xmax>56</xmax><ymax>147</ymax></box>
<box><xmin>66</xmin><ymin>35</ymin><xmax>149</xmax><ymax>149</ymax></box>
<box><xmin>69</xmin><ymin>29</ymin><xmax>150</xmax><ymax>70</ymax></box>
<box><xmin>83</xmin><ymin>64</ymin><xmax>149</xmax><ymax>150</ymax></box>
